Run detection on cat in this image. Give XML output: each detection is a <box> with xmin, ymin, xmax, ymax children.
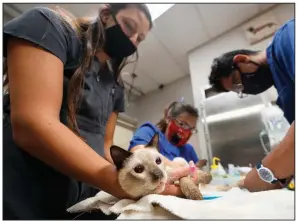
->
<box><xmin>66</xmin><ymin>134</ymin><xmax>206</xmax><ymax>214</ymax></box>
<box><xmin>110</xmin><ymin>137</ymin><xmax>168</xmax><ymax>198</ymax></box>
<box><xmin>110</xmin><ymin>133</ymin><xmax>205</xmax><ymax>200</ymax></box>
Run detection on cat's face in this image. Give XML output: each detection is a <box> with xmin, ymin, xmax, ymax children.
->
<box><xmin>110</xmin><ymin>133</ymin><xmax>168</xmax><ymax>198</ymax></box>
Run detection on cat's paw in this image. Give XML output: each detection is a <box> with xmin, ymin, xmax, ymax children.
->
<box><xmin>197</xmin><ymin>170</ymin><xmax>213</xmax><ymax>184</ymax></box>
<box><xmin>184</xmin><ymin>187</ymin><xmax>203</xmax><ymax>200</ymax></box>
<box><xmin>179</xmin><ymin>177</ymin><xmax>203</xmax><ymax>200</ymax></box>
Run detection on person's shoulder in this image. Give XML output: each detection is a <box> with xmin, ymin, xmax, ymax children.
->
<box><xmin>135</xmin><ymin>122</ymin><xmax>165</xmax><ymax>138</ymax></box>
<box><xmin>28</xmin><ymin>6</ymin><xmax>57</xmax><ymax>15</ymax></box>
<box><xmin>19</xmin><ymin>6</ymin><xmax>62</xmax><ymax>25</ymax></box>
<box><xmin>5</xmin><ymin>6</ymin><xmax>78</xmax><ymax>38</ymax></box>
<box><xmin>25</xmin><ymin>7</ymin><xmax>77</xmax><ymax>36</ymax></box>
<box><xmin>129</xmin><ymin>122</ymin><xmax>162</xmax><ymax>150</ymax></box>
<box><xmin>4</xmin><ymin>6</ymin><xmax>80</xmax><ymax>64</ymax></box>
<box><xmin>269</xmin><ymin>18</ymin><xmax>295</xmax><ymax>76</ymax></box>
<box><xmin>273</xmin><ymin>18</ymin><xmax>294</xmax><ymax>43</ymax></box>
<box><xmin>281</xmin><ymin>18</ymin><xmax>294</xmax><ymax>30</ymax></box>
<box><xmin>138</xmin><ymin>122</ymin><xmax>160</xmax><ymax>132</ymax></box>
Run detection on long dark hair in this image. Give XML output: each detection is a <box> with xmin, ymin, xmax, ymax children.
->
<box><xmin>3</xmin><ymin>4</ymin><xmax>153</xmax><ymax>134</ymax></box>
<box><xmin>156</xmin><ymin>101</ymin><xmax>199</xmax><ymax>133</ymax></box>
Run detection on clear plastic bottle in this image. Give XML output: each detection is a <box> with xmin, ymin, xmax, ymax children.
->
<box><xmin>260</xmin><ymin>105</ymin><xmax>290</xmax><ymax>151</ymax></box>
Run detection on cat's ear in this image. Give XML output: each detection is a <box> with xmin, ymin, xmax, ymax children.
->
<box><xmin>146</xmin><ymin>132</ymin><xmax>160</xmax><ymax>152</ymax></box>
<box><xmin>110</xmin><ymin>145</ymin><xmax>132</xmax><ymax>170</ymax></box>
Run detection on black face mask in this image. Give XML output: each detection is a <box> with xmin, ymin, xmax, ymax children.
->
<box><xmin>104</xmin><ymin>15</ymin><xmax>137</xmax><ymax>59</ymax></box>
<box><xmin>236</xmin><ymin>61</ymin><xmax>274</xmax><ymax>95</ymax></box>
<box><xmin>169</xmin><ymin>134</ymin><xmax>181</xmax><ymax>145</ymax></box>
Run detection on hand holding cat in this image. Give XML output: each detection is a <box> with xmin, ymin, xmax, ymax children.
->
<box><xmin>167</xmin><ymin>161</ymin><xmax>198</xmax><ymax>184</ymax></box>
<box><xmin>164</xmin><ymin>161</ymin><xmax>204</xmax><ymax>200</ymax></box>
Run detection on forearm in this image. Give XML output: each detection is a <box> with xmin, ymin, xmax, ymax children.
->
<box><xmin>262</xmin><ymin>122</ymin><xmax>295</xmax><ymax>178</ymax></box>
<box><xmin>244</xmin><ymin>122</ymin><xmax>295</xmax><ymax>192</ymax></box>
<box><xmin>12</xmin><ymin>115</ymin><xmax>130</xmax><ymax>199</ymax></box>
<box><xmin>161</xmin><ymin>184</ymin><xmax>184</xmax><ymax>197</ymax></box>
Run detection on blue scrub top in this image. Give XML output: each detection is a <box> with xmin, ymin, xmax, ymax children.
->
<box><xmin>128</xmin><ymin>122</ymin><xmax>199</xmax><ymax>164</ymax></box>
<box><xmin>266</xmin><ymin>18</ymin><xmax>295</xmax><ymax>123</ymax></box>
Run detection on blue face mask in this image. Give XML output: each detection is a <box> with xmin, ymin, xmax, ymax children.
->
<box><xmin>235</xmin><ymin>61</ymin><xmax>274</xmax><ymax>95</ymax></box>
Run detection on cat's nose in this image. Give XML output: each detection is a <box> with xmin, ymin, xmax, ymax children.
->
<box><xmin>150</xmin><ymin>169</ymin><xmax>164</xmax><ymax>181</ymax></box>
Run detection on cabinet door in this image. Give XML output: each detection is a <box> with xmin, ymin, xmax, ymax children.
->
<box><xmin>114</xmin><ymin>124</ymin><xmax>135</xmax><ymax>150</ymax></box>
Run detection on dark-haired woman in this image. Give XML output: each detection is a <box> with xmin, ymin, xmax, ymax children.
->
<box><xmin>3</xmin><ymin>4</ymin><xmax>193</xmax><ymax>219</ymax></box>
<box><xmin>129</xmin><ymin>101</ymin><xmax>206</xmax><ymax>169</ymax></box>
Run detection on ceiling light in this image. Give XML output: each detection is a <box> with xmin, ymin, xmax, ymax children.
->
<box><xmin>146</xmin><ymin>4</ymin><xmax>174</xmax><ymax>21</ymax></box>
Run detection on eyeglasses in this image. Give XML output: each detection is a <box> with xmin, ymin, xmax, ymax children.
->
<box><xmin>231</xmin><ymin>66</ymin><xmax>248</xmax><ymax>99</ymax></box>
<box><xmin>114</xmin><ymin>15</ymin><xmax>144</xmax><ymax>43</ymax></box>
<box><xmin>172</xmin><ymin>118</ymin><xmax>198</xmax><ymax>134</ymax></box>
<box><xmin>231</xmin><ymin>83</ymin><xmax>248</xmax><ymax>98</ymax></box>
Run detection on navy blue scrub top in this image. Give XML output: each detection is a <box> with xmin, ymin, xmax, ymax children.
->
<box><xmin>266</xmin><ymin>18</ymin><xmax>295</xmax><ymax>124</ymax></box>
<box><xmin>3</xmin><ymin>7</ymin><xmax>125</xmax><ymax>219</ymax></box>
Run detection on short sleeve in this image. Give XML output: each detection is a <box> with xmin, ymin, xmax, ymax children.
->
<box><xmin>4</xmin><ymin>7</ymin><xmax>70</xmax><ymax>64</ymax></box>
<box><xmin>284</xmin><ymin>19</ymin><xmax>295</xmax><ymax>79</ymax></box>
<box><xmin>270</xmin><ymin>19</ymin><xmax>295</xmax><ymax>81</ymax></box>
<box><xmin>113</xmin><ymin>85</ymin><xmax>125</xmax><ymax>113</ymax></box>
<box><xmin>278</xmin><ymin>19</ymin><xmax>295</xmax><ymax>80</ymax></box>
<box><xmin>128</xmin><ymin>124</ymin><xmax>156</xmax><ymax>151</ymax></box>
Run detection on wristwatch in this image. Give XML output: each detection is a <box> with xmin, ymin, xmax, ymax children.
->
<box><xmin>256</xmin><ymin>163</ymin><xmax>287</xmax><ymax>185</ymax></box>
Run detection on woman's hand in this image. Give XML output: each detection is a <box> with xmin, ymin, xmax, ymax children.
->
<box><xmin>167</xmin><ymin>161</ymin><xmax>198</xmax><ymax>183</ymax></box>
<box><xmin>244</xmin><ymin>122</ymin><xmax>294</xmax><ymax>192</ymax></box>
<box><xmin>161</xmin><ymin>161</ymin><xmax>198</xmax><ymax>197</ymax></box>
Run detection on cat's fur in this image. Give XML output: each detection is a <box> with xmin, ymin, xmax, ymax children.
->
<box><xmin>110</xmin><ymin>133</ymin><xmax>209</xmax><ymax>200</ymax></box>
<box><xmin>110</xmin><ymin>135</ymin><xmax>168</xmax><ymax>198</ymax></box>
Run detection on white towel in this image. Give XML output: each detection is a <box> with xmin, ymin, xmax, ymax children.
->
<box><xmin>67</xmin><ymin>187</ymin><xmax>294</xmax><ymax>219</ymax></box>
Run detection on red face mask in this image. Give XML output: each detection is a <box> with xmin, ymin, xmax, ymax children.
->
<box><xmin>167</xmin><ymin>120</ymin><xmax>192</xmax><ymax>147</ymax></box>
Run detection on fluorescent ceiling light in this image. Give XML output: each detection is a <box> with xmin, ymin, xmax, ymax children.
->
<box><xmin>146</xmin><ymin>4</ymin><xmax>174</xmax><ymax>21</ymax></box>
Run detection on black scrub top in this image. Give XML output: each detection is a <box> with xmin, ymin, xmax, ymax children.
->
<box><xmin>3</xmin><ymin>7</ymin><xmax>125</xmax><ymax>219</ymax></box>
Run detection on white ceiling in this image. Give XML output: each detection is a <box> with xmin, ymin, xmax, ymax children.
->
<box><xmin>5</xmin><ymin>3</ymin><xmax>276</xmax><ymax>98</ymax></box>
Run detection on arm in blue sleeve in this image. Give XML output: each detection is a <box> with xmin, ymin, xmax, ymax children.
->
<box><xmin>286</xmin><ymin>19</ymin><xmax>295</xmax><ymax>78</ymax></box>
<box><xmin>277</xmin><ymin>19</ymin><xmax>295</xmax><ymax>80</ymax></box>
<box><xmin>128</xmin><ymin>125</ymin><xmax>156</xmax><ymax>151</ymax></box>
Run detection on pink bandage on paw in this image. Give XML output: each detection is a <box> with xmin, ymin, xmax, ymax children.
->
<box><xmin>190</xmin><ymin>165</ymin><xmax>196</xmax><ymax>173</ymax></box>
<box><xmin>188</xmin><ymin>161</ymin><xmax>196</xmax><ymax>173</ymax></box>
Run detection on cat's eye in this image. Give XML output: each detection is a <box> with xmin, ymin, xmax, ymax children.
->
<box><xmin>134</xmin><ymin>165</ymin><xmax>145</xmax><ymax>173</ymax></box>
<box><xmin>155</xmin><ymin>157</ymin><xmax>162</xmax><ymax>165</ymax></box>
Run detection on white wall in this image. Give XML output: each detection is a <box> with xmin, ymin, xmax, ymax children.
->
<box><xmin>114</xmin><ymin>125</ymin><xmax>134</xmax><ymax>150</ymax></box>
<box><xmin>127</xmin><ymin>75</ymin><xmax>195</xmax><ymax>124</ymax></box>
<box><xmin>126</xmin><ymin>75</ymin><xmax>200</xmax><ymax>154</ymax></box>
<box><xmin>187</xmin><ymin>4</ymin><xmax>294</xmax><ymax>160</ymax></box>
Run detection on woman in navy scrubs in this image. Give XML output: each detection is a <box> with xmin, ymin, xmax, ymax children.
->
<box><xmin>3</xmin><ymin>4</ymin><xmax>193</xmax><ymax>219</ymax></box>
